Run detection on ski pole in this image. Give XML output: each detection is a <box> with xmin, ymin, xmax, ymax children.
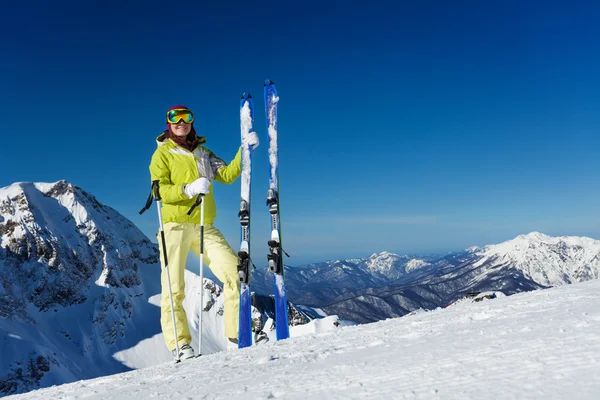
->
<box><xmin>199</xmin><ymin>197</ymin><xmax>205</xmax><ymax>356</ymax></box>
<box><xmin>153</xmin><ymin>180</ymin><xmax>181</xmax><ymax>363</ymax></box>
<box><xmin>188</xmin><ymin>194</ymin><xmax>205</xmax><ymax>356</ymax></box>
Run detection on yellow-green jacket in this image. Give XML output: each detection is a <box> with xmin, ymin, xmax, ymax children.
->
<box><xmin>149</xmin><ymin>133</ymin><xmax>241</xmax><ymax>225</ymax></box>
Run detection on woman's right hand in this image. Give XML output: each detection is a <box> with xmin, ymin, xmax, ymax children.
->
<box><xmin>184</xmin><ymin>177</ymin><xmax>211</xmax><ymax>198</ymax></box>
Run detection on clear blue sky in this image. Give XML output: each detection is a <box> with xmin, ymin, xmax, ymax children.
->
<box><xmin>1</xmin><ymin>0</ymin><xmax>599</xmax><ymax>265</ymax></box>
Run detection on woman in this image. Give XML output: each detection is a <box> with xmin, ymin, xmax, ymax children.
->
<box><xmin>149</xmin><ymin>105</ymin><xmax>258</xmax><ymax>360</ymax></box>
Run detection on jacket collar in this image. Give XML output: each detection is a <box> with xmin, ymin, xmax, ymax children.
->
<box><xmin>156</xmin><ymin>130</ymin><xmax>206</xmax><ymax>150</ymax></box>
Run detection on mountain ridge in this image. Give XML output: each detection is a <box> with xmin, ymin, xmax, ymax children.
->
<box><xmin>251</xmin><ymin>231</ymin><xmax>600</xmax><ymax>323</ymax></box>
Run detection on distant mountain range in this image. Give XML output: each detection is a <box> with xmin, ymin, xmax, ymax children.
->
<box><xmin>251</xmin><ymin>232</ymin><xmax>600</xmax><ymax>323</ymax></box>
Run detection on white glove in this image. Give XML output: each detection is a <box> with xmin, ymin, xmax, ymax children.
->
<box><xmin>184</xmin><ymin>177</ymin><xmax>210</xmax><ymax>198</ymax></box>
<box><xmin>245</xmin><ymin>131</ymin><xmax>259</xmax><ymax>149</ymax></box>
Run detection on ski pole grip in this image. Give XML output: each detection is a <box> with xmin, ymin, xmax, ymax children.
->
<box><xmin>139</xmin><ymin>180</ymin><xmax>160</xmax><ymax>215</ymax></box>
<box><xmin>151</xmin><ymin>180</ymin><xmax>161</xmax><ymax>201</ymax></box>
<box><xmin>187</xmin><ymin>194</ymin><xmax>203</xmax><ymax>215</ymax></box>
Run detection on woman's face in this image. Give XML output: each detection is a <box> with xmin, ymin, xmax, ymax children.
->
<box><xmin>170</xmin><ymin>121</ymin><xmax>191</xmax><ymax>137</ymax></box>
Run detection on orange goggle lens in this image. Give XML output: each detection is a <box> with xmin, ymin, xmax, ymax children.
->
<box><xmin>166</xmin><ymin>109</ymin><xmax>194</xmax><ymax>124</ymax></box>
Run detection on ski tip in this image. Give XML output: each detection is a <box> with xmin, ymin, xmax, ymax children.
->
<box><xmin>264</xmin><ymin>79</ymin><xmax>275</xmax><ymax>86</ymax></box>
<box><xmin>241</xmin><ymin>92</ymin><xmax>252</xmax><ymax>99</ymax></box>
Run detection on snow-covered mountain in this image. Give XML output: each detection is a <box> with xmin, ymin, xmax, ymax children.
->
<box><xmin>405</xmin><ymin>258</ymin><xmax>431</xmax><ymax>272</ymax></box>
<box><xmin>0</xmin><ymin>181</ymin><xmax>316</xmax><ymax>397</ymax></box>
<box><xmin>7</xmin><ymin>277</ymin><xmax>600</xmax><ymax>399</ymax></box>
<box><xmin>254</xmin><ymin>232</ymin><xmax>600</xmax><ymax>323</ymax></box>
<box><xmin>250</xmin><ymin>251</ymin><xmax>439</xmax><ymax>305</ymax></box>
<box><xmin>472</xmin><ymin>231</ymin><xmax>600</xmax><ymax>285</ymax></box>
<box><xmin>0</xmin><ymin>181</ymin><xmax>224</xmax><ymax>395</ymax></box>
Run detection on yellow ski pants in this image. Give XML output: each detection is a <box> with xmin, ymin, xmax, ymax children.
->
<box><xmin>158</xmin><ymin>222</ymin><xmax>240</xmax><ymax>351</ymax></box>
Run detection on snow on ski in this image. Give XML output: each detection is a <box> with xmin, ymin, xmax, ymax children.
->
<box><xmin>237</xmin><ymin>93</ymin><xmax>254</xmax><ymax>348</ymax></box>
<box><xmin>264</xmin><ymin>80</ymin><xmax>290</xmax><ymax>340</ymax></box>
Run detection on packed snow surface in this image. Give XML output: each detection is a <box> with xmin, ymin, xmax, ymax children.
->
<box><xmin>8</xmin><ymin>279</ymin><xmax>600</xmax><ymax>399</ymax></box>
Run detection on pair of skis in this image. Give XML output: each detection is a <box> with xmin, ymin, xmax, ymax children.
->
<box><xmin>237</xmin><ymin>80</ymin><xmax>289</xmax><ymax>348</ymax></box>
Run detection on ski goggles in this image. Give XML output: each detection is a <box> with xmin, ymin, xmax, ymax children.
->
<box><xmin>166</xmin><ymin>108</ymin><xmax>195</xmax><ymax>124</ymax></box>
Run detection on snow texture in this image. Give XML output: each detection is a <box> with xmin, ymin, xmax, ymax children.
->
<box><xmin>274</xmin><ymin>272</ymin><xmax>286</xmax><ymax>296</ymax></box>
<box><xmin>267</xmin><ymin>92</ymin><xmax>279</xmax><ymax>190</ymax></box>
<box><xmin>239</xmin><ymin>100</ymin><xmax>252</xmax><ymax>203</ymax></box>
<box><xmin>7</xmin><ymin>278</ymin><xmax>600</xmax><ymax>399</ymax></box>
<box><xmin>405</xmin><ymin>258</ymin><xmax>431</xmax><ymax>272</ymax></box>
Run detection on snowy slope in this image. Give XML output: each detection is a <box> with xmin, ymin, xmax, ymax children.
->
<box><xmin>6</xmin><ymin>278</ymin><xmax>600</xmax><ymax>399</ymax></box>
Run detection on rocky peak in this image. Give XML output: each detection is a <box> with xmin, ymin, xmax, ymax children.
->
<box><xmin>0</xmin><ymin>180</ymin><xmax>158</xmax><ymax>317</ymax></box>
